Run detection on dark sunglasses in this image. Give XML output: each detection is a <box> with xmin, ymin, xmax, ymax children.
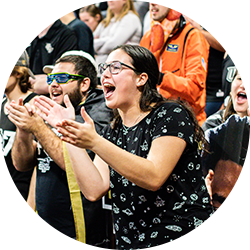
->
<box><xmin>47</xmin><ymin>72</ymin><xmax>86</xmax><ymax>85</ymax></box>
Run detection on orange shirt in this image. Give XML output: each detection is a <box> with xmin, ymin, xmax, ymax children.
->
<box><xmin>140</xmin><ymin>22</ymin><xmax>210</xmax><ymax>125</ymax></box>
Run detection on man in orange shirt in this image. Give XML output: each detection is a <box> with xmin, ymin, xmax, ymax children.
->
<box><xmin>140</xmin><ymin>3</ymin><xmax>209</xmax><ymax>125</ymax></box>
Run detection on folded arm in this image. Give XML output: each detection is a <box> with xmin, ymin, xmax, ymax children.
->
<box><xmin>94</xmin><ymin>14</ymin><xmax>141</xmax><ymax>54</ymax></box>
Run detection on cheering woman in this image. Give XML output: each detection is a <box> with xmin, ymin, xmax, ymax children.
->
<box><xmin>35</xmin><ymin>45</ymin><xmax>213</xmax><ymax>249</ymax></box>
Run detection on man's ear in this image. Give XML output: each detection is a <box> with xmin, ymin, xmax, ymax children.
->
<box><xmin>80</xmin><ymin>77</ymin><xmax>91</xmax><ymax>93</ymax></box>
<box><xmin>136</xmin><ymin>72</ymin><xmax>148</xmax><ymax>87</ymax></box>
<box><xmin>205</xmin><ymin>169</ymin><xmax>214</xmax><ymax>201</ymax></box>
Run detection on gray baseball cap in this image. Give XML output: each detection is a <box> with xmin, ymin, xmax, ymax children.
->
<box><xmin>0</xmin><ymin>42</ymin><xmax>35</xmax><ymax>79</ymax></box>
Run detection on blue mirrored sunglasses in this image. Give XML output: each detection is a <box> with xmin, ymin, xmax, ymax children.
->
<box><xmin>47</xmin><ymin>72</ymin><xmax>86</xmax><ymax>85</ymax></box>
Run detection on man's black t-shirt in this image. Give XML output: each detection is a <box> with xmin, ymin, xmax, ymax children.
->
<box><xmin>222</xmin><ymin>43</ymin><xmax>240</xmax><ymax>97</ymax></box>
<box><xmin>103</xmin><ymin>102</ymin><xmax>213</xmax><ymax>249</ymax></box>
<box><xmin>197</xmin><ymin>4</ymin><xmax>236</xmax><ymax>102</ymax></box>
<box><xmin>35</xmin><ymin>89</ymin><xmax>113</xmax><ymax>245</ymax></box>
<box><xmin>17</xmin><ymin>18</ymin><xmax>78</xmax><ymax>74</ymax></box>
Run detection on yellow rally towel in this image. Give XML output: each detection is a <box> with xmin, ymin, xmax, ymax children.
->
<box><xmin>63</xmin><ymin>141</ymin><xmax>86</xmax><ymax>243</ymax></box>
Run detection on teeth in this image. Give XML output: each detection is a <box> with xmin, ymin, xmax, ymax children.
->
<box><xmin>52</xmin><ymin>91</ymin><xmax>61</xmax><ymax>96</ymax></box>
<box><xmin>103</xmin><ymin>83</ymin><xmax>114</xmax><ymax>88</ymax></box>
<box><xmin>238</xmin><ymin>92</ymin><xmax>247</xmax><ymax>96</ymax></box>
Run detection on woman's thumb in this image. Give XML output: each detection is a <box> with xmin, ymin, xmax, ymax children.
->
<box><xmin>81</xmin><ymin>106</ymin><xmax>92</xmax><ymax>123</ymax></box>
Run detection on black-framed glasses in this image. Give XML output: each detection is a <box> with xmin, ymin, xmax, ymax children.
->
<box><xmin>98</xmin><ymin>61</ymin><xmax>137</xmax><ymax>75</ymax></box>
<box><xmin>0</xmin><ymin>69</ymin><xmax>12</xmax><ymax>75</ymax></box>
<box><xmin>47</xmin><ymin>72</ymin><xmax>86</xmax><ymax>85</ymax></box>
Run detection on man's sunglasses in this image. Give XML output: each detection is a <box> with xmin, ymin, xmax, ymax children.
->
<box><xmin>47</xmin><ymin>72</ymin><xmax>86</xmax><ymax>85</ymax></box>
<box><xmin>224</xmin><ymin>0</ymin><xmax>240</xmax><ymax>10</ymax></box>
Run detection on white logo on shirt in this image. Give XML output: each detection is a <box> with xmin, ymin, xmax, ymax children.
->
<box><xmin>45</xmin><ymin>43</ymin><xmax>54</xmax><ymax>53</ymax></box>
<box><xmin>226</xmin><ymin>66</ymin><xmax>237</xmax><ymax>83</ymax></box>
<box><xmin>0</xmin><ymin>129</ymin><xmax>16</xmax><ymax>157</ymax></box>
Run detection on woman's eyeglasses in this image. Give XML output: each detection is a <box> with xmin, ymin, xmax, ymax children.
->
<box><xmin>98</xmin><ymin>61</ymin><xmax>137</xmax><ymax>75</ymax></box>
<box><xmin>224</xmin><ymin>0</ymin><xmax>240</xmax><ymax>10</ymax></box>
<box><xmin>47</xmin><ymin>72</ymin><xmax>86</xmax><ymax>85</ymax></box>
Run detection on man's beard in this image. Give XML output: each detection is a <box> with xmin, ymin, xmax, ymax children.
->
<box><xmin>62</xmin><ymin>85</ymin><xmax>83</xmax><ymax>108</ymax></box>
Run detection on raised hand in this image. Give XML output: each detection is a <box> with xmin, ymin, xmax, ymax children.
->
<box><xmin>34</xmin><ymin>95</ymin><xmax>75</xmax><ymax>128</ymax></box>
<box><xmin>6</xmin><ymin>98</ymin><xmax>42</xmax><ymax>133</ymax></box>
<box><xmin>57</xmin><ymin>106</ymin><xmax>98</xmax><ymax>149</ymax></box>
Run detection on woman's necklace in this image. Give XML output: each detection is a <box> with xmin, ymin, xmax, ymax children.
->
<box><xmin>122</xmin><ymin>112</ymin><xmax>144</xmax><ymax>135</ymax></box>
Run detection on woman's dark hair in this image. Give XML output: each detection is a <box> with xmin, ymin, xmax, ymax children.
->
<box><xmin>110</xmin><ymin>45</ymin><xmax>165</xmax><ymax>127</ymax></box>
<box><xmin>111</xmin><ymin>45</ymin><xmax>208</xmax><ymax>151</ymax></box>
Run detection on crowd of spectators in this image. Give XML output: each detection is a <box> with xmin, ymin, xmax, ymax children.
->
<box><xmin>0</xmin><ymin>1</ymin><xmax>248</xmax><ymax>249</ymax></box>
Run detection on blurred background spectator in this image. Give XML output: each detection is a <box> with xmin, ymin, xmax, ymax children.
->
<box><xmin>55</xmin><ymin>0</ymin><xmax>94</xmax><ymax>56</ymax></box>
<box><xmin>74</xmin><ymin>0</ymin><xmax>108</xmax><ymax>17</ymax></box>
<box><xmin>93</xmin><ymin>0</ymin><xmax>142</xmax><ymax>69</ymax></box>
<box><xmin>79</xmin><ymin>4</ymin><xmax>103</xmax><ymax>32</ymax></box>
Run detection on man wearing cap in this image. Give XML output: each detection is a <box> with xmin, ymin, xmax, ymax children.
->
<box><xmin>17</xmin><ymin>0</ymin><xmax>78</xmax><ymax>94</ymax></box>
<box><xmin>140</xmin><ymin>3</ymin><xmax>209</xmax><ymax>125</ymax></box>
<box><xmin>0</xmin><ymin>42</ymin><xmax>35</xmax><ymax>250</ymax></box>
<box><xmin>7</xmin><ymin>51</ymin><xmax>113</xmax><ymax>247</ymax></box>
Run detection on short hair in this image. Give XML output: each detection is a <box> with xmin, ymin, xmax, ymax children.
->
<box><xmin>55</xmin><ymin>55</ymin><xmax>98</xmax><ymax>92</ymax></box>
<box><xmin>49</xmin><ymin>0</ymin><xmax>62</xmax><ymax>15</ymax></box>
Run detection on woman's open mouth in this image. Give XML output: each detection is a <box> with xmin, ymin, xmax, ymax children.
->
<box><xmin>237</xmin><ymin>91</ymin><xmax>247</xmax><ymax>104</ymax></box>
<box><xmin>103</xmin><ymin>83</ymin><xmax>116</xmax><ymax>99</ymax></box>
